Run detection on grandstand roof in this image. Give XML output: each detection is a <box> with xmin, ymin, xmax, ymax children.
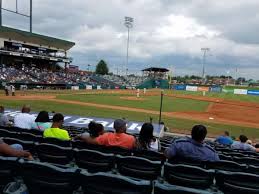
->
<box><xmin>142</xmin><ymin>67</ymin><xmax>169</xmax><ymax>72</ymax></box>
<box><xmin>0</xmin><ymin>26</ymin><xmax>75</xmax><ymax>51</ymax></box>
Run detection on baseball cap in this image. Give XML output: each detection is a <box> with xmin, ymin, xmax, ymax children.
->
<box><xmin>114</xmin><ymin>119</ymin><xmax>127</xmax><ymax>130</ymax></box>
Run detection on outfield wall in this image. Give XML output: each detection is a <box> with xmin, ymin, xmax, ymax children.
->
<box><xmin>172</xmin><ymin>84</ymin><xmax>259</xmax><ymax>96</ymax></box>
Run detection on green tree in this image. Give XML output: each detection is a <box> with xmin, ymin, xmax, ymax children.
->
<box><xmin>95</xmin><ymin>60</ymin><xmax>109</xmax><ymax>75</ymax></box>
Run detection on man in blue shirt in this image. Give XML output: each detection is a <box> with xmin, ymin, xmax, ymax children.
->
<box><xmin>165</xmin><ymin>125</ymin><xmax>219</xmax><ymax>162</ymax></box>
<box><xmin>215</xmin><ymin>131</ymin><xmax>233</xmax><ymax>146</ymax></box>
<box><xmin>231</xmin><ymin>135</ymin><xmax>258</xmax><ymax>152</ymax></box>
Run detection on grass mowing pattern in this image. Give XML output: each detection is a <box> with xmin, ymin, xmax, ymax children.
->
<box><xmin>57</xmin><ymin>93</ymin><xmax>210</xmax><ymax>112</ymax></box>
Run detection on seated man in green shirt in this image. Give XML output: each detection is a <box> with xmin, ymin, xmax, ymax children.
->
<box><xmin>43</xmin><ymin>113</ymin><xmax>71</xmax><ymax>141</ymax></box>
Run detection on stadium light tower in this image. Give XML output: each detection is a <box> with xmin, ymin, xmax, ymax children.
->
<box><xmin>201</xmin><ymin>48</ymin><xmax>210</xmax><ymax>83</ymax></box>
<box><xmin>124</xmin><ymin>16</ymin><xmax>134</xmax><ymax>76</ymax></box>
<box><xmin>0</xmin><ymin>0</ymin><xmax>33</xmax><ymax>32</ymax></box>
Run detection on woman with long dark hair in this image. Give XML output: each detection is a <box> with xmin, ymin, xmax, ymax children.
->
<box><xmin>135</xmin><ymin>123</ymin><xmax>160</xmax><ymax>151</ymax></box>
<box><xmin>31</xmin><ymin>111</ymin><xmax>52</xmax><ymax>131</ymax></box>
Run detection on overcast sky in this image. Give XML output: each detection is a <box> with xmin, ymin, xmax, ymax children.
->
<box><xmin>2</xmin><ymin>0</ymin><xmax>259</xmax><ymax>79</ymax></box>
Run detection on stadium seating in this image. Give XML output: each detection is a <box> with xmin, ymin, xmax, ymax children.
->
<box><xmin>103</xmin><ymin>146</ymin><xmax>132</xmax><ymax>156</ymax></box>
<box><xmin>19</xmin><ymin>160</ymin><xmax>79</xmax><ymax>194</ymax></box>
<box><xmin>233</xmin><ymin>156</ymin><xmax>259</xmax><ymax>166</ymax></box>
<box><xmin>36</xmin><ymin>143</ymin><xmax>73</xmax><ymax>165</ymax></box>
<box><xmin>154</xmin><ymin>181</ymin><xmax>213</xmax><ymax>194</ymax></box>
<box><xmin>246</xmin><ymin>165</ymin><xmax>259</xmax><ymax>175</ymax></box>
<box><xmin>74</xmin><ymin>149</ymin><xmax>115</xmax><ymax>173</ymax></box>
<box><xmin>0</xmin><ymin>156</ymin><xmax>19</xmax><ymax>191</ymax></box>
<box><xmin>79</xmin><ymin>171</ymin><xmax>152</xmax><ymax>194</ymax></box>
<box><xmin>133</xmin><ymin>149</ymin><xmax>165</xmax><ymax>161</ymax></box>
<box><xmin>19</xmin><ymin>132</ymin><xmax>42</xmax><ymax>142</ymax></box>
<box><xmin>206</xmin><ymin>160</ymin><xmax>247</xmax><ymax>172</ymax></box>
<box><xmin>0</xmin><ymin>129</ymin><xmax>17</xmax><ymax>138</ymax></box>
<box><xmin>40</xmin><ymin>137</ymin><xmax>71</xmax><ymax>147</ymax></box>
<box><xmin>116</xmin><ymin>155</ymin><xmax>162</xmax><ymax>180</ymax></box>
<box><xmin>164</xmin><ymin>163</ymin><xmax>214</xmax><ymax>189</ymax></box>
<box><xmin>215</xmin><ymin>171</ymin><xmax>259</xmax><ymax>194</ymax></box>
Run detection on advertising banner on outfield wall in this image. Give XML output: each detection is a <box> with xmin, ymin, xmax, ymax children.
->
<box><xmin>4</xmin><ymin>109</ymin><xmax>164</xmax><ymax>137</ymax></box>
<box><xmin>97</xmin><ymin>85</ymin><xmax>101</xmax><ymax>90</ymax></box>
<box><xmin>71</xmin><ymin>86</ymin><xmax>79</xmax><ymax>90</ymax></box>
<box><xmin>222</xmin><ymin>89</ymin><xmax>234</xmax><ymax>93</ymax></box>
<box><xmin>173</xmin><ymin>85</ymin><xmax>186</xmax><ymax>90</ymax></box>
<box><xmin>186</xmin><ymin>85</ymin><xmax>198</xmax><ymax>92</ymax></box>
<box><xmin>247</xmin><ymin>90</ymin><xmax>259</xmax><ymax>96</ymax></box>
<box><xmin>234</xmin><ymin>89</ymin><xmax>247</xmax><ymax>95</ymax></box>
<box><xmin>197</xmin><ymin>87</ymin><xmax>209</xmax><ymax>92</ymax></box>
<box><xmin>210</xmin><ymin>86</ymin><xmax>222</xmax><ymax>93</ymax></box>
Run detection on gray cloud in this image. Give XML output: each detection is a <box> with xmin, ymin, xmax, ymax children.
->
<box><xmin>1</xmin><ymin>0</ymin><xmax>259</xmax><ymax>79</ymax></box>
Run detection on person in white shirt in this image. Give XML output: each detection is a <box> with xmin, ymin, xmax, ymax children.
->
<box><xmin>14</xmin><ymin>105</ymin><xmax>35</xmax><ymax>129</ymax></box>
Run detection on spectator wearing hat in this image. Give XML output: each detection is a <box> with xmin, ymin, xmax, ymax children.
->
<box><xmin>83</xmin><ymin>119</ymin><xmax>136</xmax><ymax>149</ymax></box>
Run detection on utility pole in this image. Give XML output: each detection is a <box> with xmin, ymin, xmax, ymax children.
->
<box><xmin>201</xmin><ymin>48</ymin><xmax>210</xmax><ymax>84</ymax></box>
<box><xmin>124</xmin><ymin>16</ymin><xmax>133</xmax><ymax>77</ymax></box>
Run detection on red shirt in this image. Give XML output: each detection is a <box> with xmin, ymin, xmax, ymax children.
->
<box><xmin>96</xmin><ymin>132</ymin><xmax>135</xmax><ymax>149</ymax></box>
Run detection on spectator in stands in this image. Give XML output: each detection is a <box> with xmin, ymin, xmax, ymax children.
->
<box><xmin>83</xmin><ymin>119</ymin><xmax>136</xmax><ymax>149</ymax></box>
<box><xmin>0</xmin><ymin>106</ymin><xmax>10</xmax><ymax>127</ymax></box>
<box><xmin>215</xmin><ymin>131</ymin><xmax>233</xmax><ymax>146</ymax></box>
<box><xmin>165</xmin><ymin>125</ymin><xmax>219</xmax><ymax>161</ymax></box>
<box><xmin>76</xmin><ymin>121</ymin><xmax>104</xmax><ymax>140</ymax></box>
<box><xmin>0</xmin><ymin>139</ymin><xmax>33</xmax><ymax>159</ymax></box>
<box><xmin>43</xmin><ymin>113</ymin><xmax>71</xmax><ymax>141</ymax></box>
<box><xmin>135</xmin><ymin>123</ymin><xmax>160</xmax><ymax>151</ymax></box>
<box><xmin>231</xmin><ymin>135</ymin><xmax>258</xmax><ymax>152</ymax></box>
<box><xmin>14</xmin><ymin>105</ymin><xmax>35</xmax><ymax>129</ymax></box>
<box><xmin>31</xmin><ymin>111</ymin><xmax>52</xmax><ymax>132</ymax></box>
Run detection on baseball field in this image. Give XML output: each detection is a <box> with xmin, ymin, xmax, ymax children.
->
<box><xmin>1</xmin><ymin>89</ymin><xmax>259</xmax><ymax>139</ymax></box>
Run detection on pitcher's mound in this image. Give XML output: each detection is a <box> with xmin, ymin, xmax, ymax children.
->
<box><xmin>120</xmin><ymin>96</ymin><xmax>146</xmax><ymax>101</ymax></box>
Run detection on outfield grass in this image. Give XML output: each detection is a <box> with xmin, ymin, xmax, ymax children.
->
<box><xmin>1</xmin><ymin>99</ymin><xmax>259</xmax><ymax>139</ymax></box>
<box><xmin>57</xmin><ymin>93</ymin><xmax>209</xmax><ymax>112</ymax></box>
<box><xmin>168</xmin><ymin>90</ymin><xmax>259</xmax><ymax>103</ymax></box>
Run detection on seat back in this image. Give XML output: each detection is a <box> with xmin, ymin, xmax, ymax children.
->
<box><xmin>154</xmin><ymin>181</ymin><xmax>213</xmax><ymax>194</ymax></box>
<box><xmin>164</xmin><ymin>163</ymin><xmax>214</xmax><ymax>189</ymax></box>
<box><xmin>206</xmin><ymin>160</ymin><xmax>247</xmax><ymax>172</ymax></box>
<box><xmin>40</xmin><ymin>138</ymin><xmax>71</xmax><ymax>147</ymax></box>
<box><xmin>36</xmin><ymin>143</ymin><xmax>73</xmax><ymax>165</ymax></box>
<box><xmin>133</xmin><ymin>149</ymin><xmax>165</xmax><ymax>162</ymax></box>
<box><xmin>233</xmin><ymin>156</ymin><xmax>259</xmax><ymax>166</ymax></box>
<box><xmin>74</xmin><ymin>149</ymin><xmax>115</xmax><ymax>172</ymax></box>
<box><xmin>218</xmin><ymin>153</ymin><xmax>232</xmax><ymax>161</ymax></box>
<box><xmin>0</xmin><ymin>156</ymin><xmax>19</xmax><ymax>190</ymax></box>
<box><xmin>116</xmin><ymin>155</ymin><xmax>162</xmax><ymax>180</ymax></box>
<box><xmin>19</xmin><ymin>132</ymin><xmax>42</xmax><ymax>142</ymax></box>
<box><xmin>103</xmin><ymin>146</ymin><xmax>132</xmax><ymax>156</ymax></box>
<box><xmin>80</xmin><ymin>172</ymin><xmax>152</xmax><ymax>194</ymax></box>
<box><xmin>20</xmin><ymin>160</ymin><xmax>78</xmax><ymax>194</ymax></box>
<box><xmin>216</xmin><ymin>171</ymin><xmax>259</xmax><ymax>194</ymax></box>
<box><xmin>246</xmin><ymin>165</ymin><xmax>259</xmax><ymax>175</ymax></box>
<box><xmin>0</xmin><ymin>129</ymin><xmax>17</xmax><ymax>138</ymax></box>
<box><xmin>72</xmin><ymin>140</ymin><xmax>104</xmax><ymax>151</ymax></box>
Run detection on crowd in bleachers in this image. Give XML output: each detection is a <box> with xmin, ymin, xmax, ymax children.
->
<box><xmin>0</xmin><ymin>64</ymin><xmax>148</xmax><ymax>88</ymax></box>
<box><xmin>0</xmin><ymin>105</ymin><xmax>259</xmax><ymax>193</ymax></box>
